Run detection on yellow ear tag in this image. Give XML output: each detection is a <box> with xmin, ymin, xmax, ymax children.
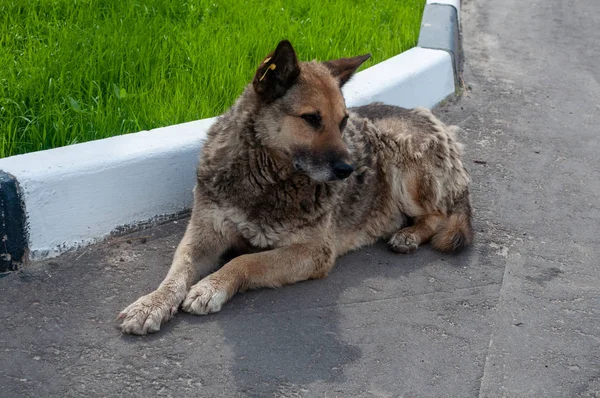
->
<box><xmin>259</xmin><ymin>63</ymin><xmax>277</xmax><ymax>82</ymax></box>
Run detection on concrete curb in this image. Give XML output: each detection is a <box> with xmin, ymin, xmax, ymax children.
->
<box><xmin>0</xmin><ymin>1</ymin><xmax>461</xmax><ymax>266</ymax></box>
<box><xmin>426</xmin><ymin>0</ymin><xmax>461</xmax><ymax>22</ymax></box>
<box><xmin>422</xmin><ymin>0</ymin><xmax>462</xmax><ymax>79</ymax></box>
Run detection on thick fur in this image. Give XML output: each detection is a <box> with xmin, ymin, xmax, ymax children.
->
<box><xmin>118</xmin><ymin>41</ymin><xmax>473</xmax><ymax>335</ymax></box>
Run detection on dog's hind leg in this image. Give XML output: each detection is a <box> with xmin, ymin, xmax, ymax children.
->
<box><xmin>118</xmin><ymin>208</ymin><xmax>236</xmax><ymax>335</ymax></box>
<box><xmin>181</xmin><ymin>242</ymin><xmax>335</xmax><ymax>315</ymax></box>
<box><xmin>388</xmin><ymin>214</ymin><xmax>444</xmax><ymax>254</ymax></box>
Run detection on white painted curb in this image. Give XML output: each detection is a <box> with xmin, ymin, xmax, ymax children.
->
<box><xmin>0</xmin><ymin>117</ymin><xmax>214</xmax><ymax>260</ymax></box>
<box><xmin>0</xmin><ymin>35</ymin><xmax>458</xmax><ymax>263</ymax></box>
<box><xmin>344</xmin><ymin>48</ymin><xmax>454</xmax><ymax>109</ymax></box>
<box><xmin>427</xmin><ymin>0</ymin><xmax>461</xmax><ymax>22</ymax></box>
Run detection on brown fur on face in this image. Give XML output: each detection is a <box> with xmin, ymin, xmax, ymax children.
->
<box><xmin>252</xmin><ymin>41</ymin><xmax>371</xmax><ymax>181</ymax></box>
<box><xmin>118</xmin><ymin>41</ymin><xmax>474</xmax><ymax>335</ymax></box>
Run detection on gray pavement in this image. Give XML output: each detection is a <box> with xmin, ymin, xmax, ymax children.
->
<box><xmin>1</xmin><ymin>0</ymin><xmax>599</xmax><ymax>396</ymax></box>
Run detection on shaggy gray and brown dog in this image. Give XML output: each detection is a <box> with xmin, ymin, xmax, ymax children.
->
<box><xmin>118</xmin><ymin>40</ymin><xmax>473</xmax><ymax>335</ymax></box>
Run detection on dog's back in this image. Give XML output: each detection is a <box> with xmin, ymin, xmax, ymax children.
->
<box><xmin>331</xmin><ymin>103</ymin><xmax>473</xmax><ymax>255</ymax></box>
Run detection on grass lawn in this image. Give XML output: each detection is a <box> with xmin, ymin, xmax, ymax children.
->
<box><xmin>0</xmin><ymin>0</ymin><xmax>425</xmax><ymax>158</ymax></box>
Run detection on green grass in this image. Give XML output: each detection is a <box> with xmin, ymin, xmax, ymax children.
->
<box><xmin>0</xmin><ymin>0</ymin><xmax>425</xmax><ymax>158</ymax></box>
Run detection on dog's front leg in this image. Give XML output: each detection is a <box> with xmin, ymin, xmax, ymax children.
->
<box><xmin>118</xmin><ymin>211</ymin><xmax>234</xmax><ymax>335</ymax></box>
<box><xmin>181</xmin><ymin>242</ymin><xmax>335</xmax><ymax>315</ymax></box>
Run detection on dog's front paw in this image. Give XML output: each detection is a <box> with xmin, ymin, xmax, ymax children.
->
<box><xmin>118</xmin><ymin>291</ymin><xmax>177</xmax><ymax>335</ymax></box>
<box><xmin>388</xmin><ymin>231</ymin><xmax>419</xmax><ymax>254</ymax></box>
<box><xmin>181</xmin><ymin>278</ymin><xmax>229</xmax><ymax>315</ymax></box>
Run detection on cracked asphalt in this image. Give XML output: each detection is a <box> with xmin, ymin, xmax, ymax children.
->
<box><xmin>1</xmin><ymin>0</ymin><xmax>599</xmax><ymax>396</ymax></box>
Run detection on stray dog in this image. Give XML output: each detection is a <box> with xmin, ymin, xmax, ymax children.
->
<box><xmin>118</xmin><ymin>40</ymin><xmax>473</xmax><ymax>335</ymax></box>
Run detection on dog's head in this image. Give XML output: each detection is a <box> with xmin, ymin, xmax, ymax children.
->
<box><xmin>251</xmin><ymin>40</ymin><xmax>370</xmax><ymax>182</ymax></box>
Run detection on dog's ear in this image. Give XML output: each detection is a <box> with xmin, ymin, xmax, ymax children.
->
<box><xmin>323</xmin><ymin>54</ymin><xmax>371</xmax><ymax>87</ymax></box>
<box><xmin>253</xmin><ymin>40</ymin><xmax>300</xmax><ymax>102</ymax></box>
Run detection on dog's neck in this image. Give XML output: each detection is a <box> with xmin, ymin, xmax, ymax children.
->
<box><xmin>199</xmin><ymin>87</ymin><xmax>320</xmax><ymax>196</ymax></box>
<box><xmin>196</xmin><ymin>87</ymin><xmax>341</xmax><ymax>222</ymax></box>
<box><xmin>234</xmin><ymin>89</ymin><xmax>300</xmax><ymax>184</ymax></box>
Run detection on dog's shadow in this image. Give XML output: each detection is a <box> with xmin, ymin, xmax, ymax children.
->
<box><xmin>177</xmin><ymin>241</ymin><xmax>453</xmax><ymax>395</ymax></box>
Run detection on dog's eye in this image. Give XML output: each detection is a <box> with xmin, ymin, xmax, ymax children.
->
<box><xmin>339</xmin><ymin>115</ymin><xmax>349</xmax><ymax>131</ymax></box>
<box><xmin>300</xmin><ymin>113</ymin><xmax>322</xmax><ymax>129</ymax></box>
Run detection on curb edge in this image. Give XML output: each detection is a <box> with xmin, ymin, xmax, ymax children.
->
<box><xmin>419</xmin><ymin>1</ymin><xmax>462</xmax><ymax>87</ymax></box>
<box><xmin>0</xmin><ymin>171</ymin><xmax>28</xmax><ymax>272</ymax></box>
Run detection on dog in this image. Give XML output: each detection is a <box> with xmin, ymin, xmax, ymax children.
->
<box><xmin>118</xmin><ymin>40</ymin><xmax>473</xmax><ymax>335</ymax></box>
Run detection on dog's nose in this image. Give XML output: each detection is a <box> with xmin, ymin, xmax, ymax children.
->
<box><xmin>332</xmin><ymin>162</ymin><xmax>354</xmax><ymax>179</ymax></box>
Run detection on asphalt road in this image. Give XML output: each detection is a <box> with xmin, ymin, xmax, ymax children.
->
<box><xmin>1</xmin><ymin>0</ymin><xmax>599</xmax><ymax>396</ymax></box>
